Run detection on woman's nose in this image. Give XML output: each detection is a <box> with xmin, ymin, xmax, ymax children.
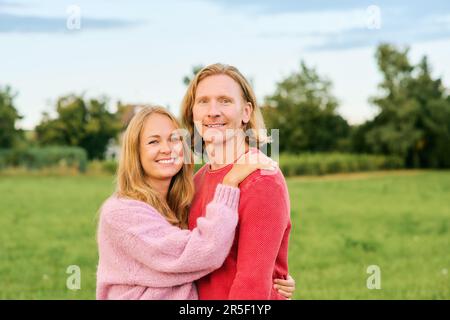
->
<box><xmin>159</xmin><ymin>140</ymin><xmax>171</xmax><ymax>153</ymax></box>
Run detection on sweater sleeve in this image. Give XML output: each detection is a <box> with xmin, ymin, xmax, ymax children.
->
<box><xmin>228</xmin><ymin>174</ymin><xmax>290</xmax><ymax>299</ymax></box>
<box><xmin>100</xmin><ymin>184</ymin><xmax>239</xmax><ymax>287</ymax></box>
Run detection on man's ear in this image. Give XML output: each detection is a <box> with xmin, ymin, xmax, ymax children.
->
<box><xmin>242</xmin><ymin>102</ymin><xmax>252</xmax><ymax>125</ymax></box>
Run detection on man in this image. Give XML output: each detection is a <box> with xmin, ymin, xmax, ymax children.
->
<box><xmin>181</xmin><ymin>63</ymin><xmax>293</xmax><ymax>299</ymax></box>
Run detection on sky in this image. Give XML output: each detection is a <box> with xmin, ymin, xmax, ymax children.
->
<box><xmin>1</xmin><ymin>0</ymin><xmax>450</xmax><ymax>129</ymax></box>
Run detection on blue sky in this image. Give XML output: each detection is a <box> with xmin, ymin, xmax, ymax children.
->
<box><xmin>1</xmin><ymin>0</ymin><xmax>450</xmax><ymax>129</ymax></box>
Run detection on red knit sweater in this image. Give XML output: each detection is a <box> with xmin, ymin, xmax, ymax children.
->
<box><xmin>189</xmin><ymin>152</ymin><xmax>291</xmax><ymax>300</ymax></box>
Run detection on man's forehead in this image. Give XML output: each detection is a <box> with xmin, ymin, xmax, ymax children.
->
<box><xmin>196</xmin><ymin>75</ymin><xmax>241</xmax><ymax>96</ymax></box>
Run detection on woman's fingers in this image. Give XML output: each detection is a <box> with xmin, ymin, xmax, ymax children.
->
<box><xmin>274</xmin><ymin>283</ymin><xmax>295</xmax><ymax>291</ymax></box>
<box><xmin>274</xmin><ymin>274</ymin><xmax>295</xmax><ymax>283</ymax></box>
<box><xmin>235</xmin><ymin>152</ymin><xmax>278</xmax><ymax>174</ymax></box>
<box><xmin>257</xmin><ymin>163</ymin><xmax>276</xmax><ymax>171</ymax></box>
<box><xmin>274</xmin><ymin>276</ymin><xmax>295</xmax><ymax>292</ymax></box>
<box><xmin>275</xmin><ymin>288</ymin><xmax>293</xmax><ymax>299</ymax></box>
<box><xmin>238</xmin><ymin>152</ymin><xmax>274</xmax><ymax>165</ymax></box>
<box><xmin>279</xmin><ymin>290</ymin><xmax>293</xmax><ymax>298</ymax></box>
<box><xmin>274</xmin><ymin>278</ymin><xmax>294</xmax><ymax>286</ymax></box>
<box><xmin>274</xmin><ymin>283</ymin><xmax>295</xmax><ymax>293</ymax></box>
<box><xmin>274</xmin><ymin>275</ymin><xmax>295</xmax><ymax>299</ymax></box>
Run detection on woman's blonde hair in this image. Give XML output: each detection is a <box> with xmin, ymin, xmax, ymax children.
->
<box><xmin>181</xmin><ymin>63</ymin><xmax>268</xmax><ymax>149</ymax></box>
<box><xmin>116</xmin><ymin>106</ymin><xmax>194</xmax><ymax>229</ymax></box>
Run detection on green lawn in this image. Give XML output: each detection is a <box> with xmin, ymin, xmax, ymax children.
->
<box><xmin>0</xmin><ymin>171</ymin><xmax>449</xmax><ymax>299</ymax></box>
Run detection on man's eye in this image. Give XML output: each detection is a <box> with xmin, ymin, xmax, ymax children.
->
<box><xmin>221</xmin><ymin>99</ymin><xmax>231</xmax><ymax>104</ymax></box>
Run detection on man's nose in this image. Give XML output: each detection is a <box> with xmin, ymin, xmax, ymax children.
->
<box><xmin>207</xmin><ymin>101</ymin><xmax>221</xmax><ymax>118</ymax></box>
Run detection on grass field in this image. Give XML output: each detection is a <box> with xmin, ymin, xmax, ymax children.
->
<box><xmin>0</xmin><ymin>171</ymin><xmax>449</xmax><ymax>299</ymax></box>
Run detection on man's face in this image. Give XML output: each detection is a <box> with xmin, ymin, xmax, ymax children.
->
<box><xmin>192</xmin><ymin>74</ymin><xmax>252</xmax><ymax>145</ymax></box>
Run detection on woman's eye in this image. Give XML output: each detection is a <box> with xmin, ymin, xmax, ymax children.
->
<box><xmin>148</xmin><ymin>140</ymin><xmax>158</xmax><ymax>145</ymax></box>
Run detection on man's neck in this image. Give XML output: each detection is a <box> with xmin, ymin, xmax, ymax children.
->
<box><xmin>206</xmin><ymin>136</ymin><xmax>249</xmax><ymax>170</ymax></box>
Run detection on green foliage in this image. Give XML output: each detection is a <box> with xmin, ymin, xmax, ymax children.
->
<box><xmin>100</xmin><ymin>160</ymin><xmax>118</xmax><ymax>174</ymax></box>
<box><xmin>0</xmin><ymin>85</ymin><xmax>23</xmax><ymax>148</ymax></box>
<box><xmin>278</xmin><ymin>153</ymin><xmax>404</xmax><ymax>176</ymax></box>
<box><xmin>0</xmin><ymin>149</ymin><xmax>9</xmax><ymax>169</ymax></box>
<box><xmin>35</xmin><ymin>95</ymin><xmax>122</xmax><ymax>160</ymax></box>
<box><xmin>183</xmin><ymin>64</ymin><xmax>204</xmax><ymax>86</ymax></box>
<box><xmin>0</xmin><ymin>146</ymin><xmax>87</xmax><ymax>172</ymax></box>
<box><xmin>262</xmin><ymin>61</ymin><xmax>350</xmax><ymax>153</ymax></box>
<box><xmin>87</xmin><ymin>159</ymin><xmax>118</xmax><ymax>175</ymax></box>
<box><xmin>356</xmin><ymin>43</ymin><xmax>450</xmax><ymax>168</ymax></box>
<box><xmin>193</xmin><ymin>152</ymin><xmax>404</xmax><ymax>176</ymax></box>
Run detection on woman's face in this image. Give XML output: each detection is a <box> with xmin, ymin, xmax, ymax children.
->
<box><xmin>139</xmin><ymin>113</ymin><xmax>184</xmax><ymax>182</ymax></box>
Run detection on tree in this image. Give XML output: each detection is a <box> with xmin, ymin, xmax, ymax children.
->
<box><xmin>183</xmin><ymin>65</ymin><xmax>204</xmax><ymax>86</ymax></box>
<box><xmin>262</xmin><ymin>61</ymin><xmax>350</xmax><ymax>153</ymax></box>
<box><xmin>0</xmin><ymin>85</ymin><xmax>23</xmax><ymax>148</ymax></box>
<box><xmin>35</xmin><ymin>94</ymin><xmax>122</xmax><ymax>159</ymax></box>
<box><xmin>359</xmin><ymin>44</ymin><xmax>450</xmax><ymax>168</ymax></box>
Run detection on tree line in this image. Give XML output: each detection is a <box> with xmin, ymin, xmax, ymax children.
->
<box><xmin>1</xmin><ymin>43</ymin><xmax>449</xmax><ymax>168</ymax></box>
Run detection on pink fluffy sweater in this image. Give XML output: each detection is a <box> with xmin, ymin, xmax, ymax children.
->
<box><xmin>96</xmin><ymin>184</ymin><xmax>240</xmax><ymax>300</ymax></box>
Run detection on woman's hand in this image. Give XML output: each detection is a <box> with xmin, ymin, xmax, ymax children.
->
<box><xmin>274</xmin><ymin>274</ymin><xmax>296</xmax><ymax>299</ymax></box>
<box><xmin>223</xmin><ymin>152</ymin><xmax>278</xmax><ymax>187</ymax></box>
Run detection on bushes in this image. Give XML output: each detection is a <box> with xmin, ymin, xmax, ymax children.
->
<box><xmin>192</xmin><ymin>152</ymin><xmax>403</xmax><ymax>177</ymax></box>
<box><xmin>278</xmin><ymin>153</ymin><xmax>404</xmax><ymax>177</ymax></box>
<box><xmin>0</xmin><ymin>146</ymin><xmax>88</xmax><ymax>172</ymax></box>
<box><xmin>0</xmin><ymin>149</ymin><xmax>9</xmax><ymax>169</ymax></box>
<box><xmin>87</xmin><ymin>159</ymin><xmax>118</xmax><ymax>175</ymax></box>
<box><xmin>1</xmin><ymin>147</ymin><xmax>405</xmax><ymax>177</ymax></box>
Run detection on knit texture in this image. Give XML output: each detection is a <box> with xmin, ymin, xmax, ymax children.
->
<box><xmin>189</xmin><ymin>149</ymin><xmax>291</xmax><ymax>300</ymax></box>
<box><xmin>96</xmin><ymin>184</ymin><xmax>240</xmax><ymax>300</ymax></box>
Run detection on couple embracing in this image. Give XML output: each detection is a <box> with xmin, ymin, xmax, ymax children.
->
<box><xmin>96</xmin><ymin>63</ymin><xmax>295</xmax><ymax>300</ymax></box>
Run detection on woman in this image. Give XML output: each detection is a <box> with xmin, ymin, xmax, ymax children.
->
<box><xmin>96</xmin><ymin>106</ymin><xmax>292</xmax><ymax>299</ymax></box>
